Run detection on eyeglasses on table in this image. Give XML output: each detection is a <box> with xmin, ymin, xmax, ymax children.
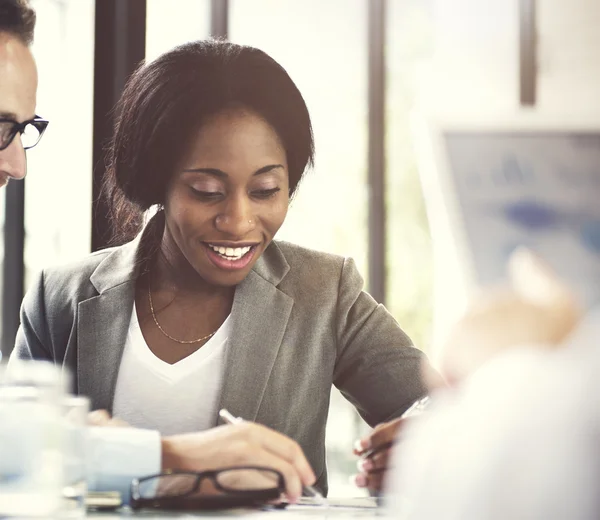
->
<box><xmin>130</xmin><ymin>466</ymin><xmax>286</xmax><ymax>511</ymax></box>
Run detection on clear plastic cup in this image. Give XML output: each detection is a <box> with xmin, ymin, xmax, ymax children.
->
<box><xmin>0</xmin><ymin>361</ymin><xmax>66</xmax><ymax>517</ymax></box>
<box><xmin>62</xmin><ymin>395</ymin><xmax>90</xmax><ymax>518</ymax></box>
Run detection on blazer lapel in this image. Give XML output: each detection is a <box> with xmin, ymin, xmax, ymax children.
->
<box><xmin>77</xmin><ymin>282</ymin><xmax>136</xmax><ymax>411</ymax></box>
<box><xmin>76</xmin><ymin>234</ymin><xmax>294</xmax><ymax>417</ymax></box>
<box><xmin>218</xmin><ymin>243</ymin><xmax>293</xmax><ymax>422</ymax></box>
<box><xmin>77</xmin><ymin>237</ymin><xmax>141</xmax><ymax>411</ymax></box>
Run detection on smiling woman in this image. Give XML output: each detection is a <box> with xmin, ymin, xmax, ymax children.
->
<box><xmin>161</xmin><ymin>108</ymin><xmax>290</xmax><ymax>289</ymax></box>
<box><xmin>11</xmin><ymin>39</ymin><xmax>432</xmax><ymax>495</ymax></box>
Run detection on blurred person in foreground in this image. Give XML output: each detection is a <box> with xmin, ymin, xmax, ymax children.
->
<box><xmin>1</xmin><ymin>0</ymin><xmax>317</xmax><ymax>504</ymax></box>
<box><xmin>383</xmin><ymin>248</ymin><xmax>600</xmax><ymax>519</ymax></box>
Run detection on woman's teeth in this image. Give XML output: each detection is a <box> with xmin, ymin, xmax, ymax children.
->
<box><xmin>208</xmin><ymin>244</ymin><xmax>252</xmax><ymax>260</ymax></box>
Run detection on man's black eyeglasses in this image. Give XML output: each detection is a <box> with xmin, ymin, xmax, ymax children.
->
<box><xmin>0</xmin><ymin>116</ymin><xmax>49</xmax><ymax>151</ymax></box>
<box><xmin>130</xmin><ymin>466</ymin><xmax>286</xmax><ymax>511</ymax></box>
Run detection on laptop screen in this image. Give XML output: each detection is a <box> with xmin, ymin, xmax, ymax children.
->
<box><xmin>444</xmin><ymin>130</ymin><xmax>600</xmax><ymax>307</ymax></box>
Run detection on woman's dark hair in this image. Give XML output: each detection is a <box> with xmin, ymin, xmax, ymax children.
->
<box><xmin>0</xmin><ymin>0</ymin><xmax>36</xmax><ymax>45</ymax></box>
<box><xmin>103</xmin><ymin>39</ymin><xmax>314</xmax><ymax>244</ymax></box>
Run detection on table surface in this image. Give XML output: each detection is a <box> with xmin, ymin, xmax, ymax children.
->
<box><xmin>89</xmin><ymin>497</ymin><xmax>384</xmax><ymax>519</ymax></box>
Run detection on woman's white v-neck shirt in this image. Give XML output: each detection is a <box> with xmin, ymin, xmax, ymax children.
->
<box><xmin>112</xmin><ymin>303</ymin><xmax>231</xmax><ymax>436</ymax></box>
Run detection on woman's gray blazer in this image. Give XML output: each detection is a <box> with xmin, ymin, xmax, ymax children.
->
<box><xmin>12</xmin><ymin>235</ymin><xmax>429</xmax><ymax>493</ymax></box>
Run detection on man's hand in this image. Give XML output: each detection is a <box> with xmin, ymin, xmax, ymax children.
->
<box><xmin>439</xmin><ymin>249</ymin><xmax>582</xmax><ymax>384</ymax></box>
<box><xmin>352</xmin><ymin>250</ymin><xmax>580</xmax><ymax>495</ymax></box>
<box><xmin>161</xmin><ymin>422</ymin><xmax>316</xmax><ymax>504</ymax></box>
<box><xmin>353</xmin><ymin>417</ymin><xmax>406</xmax><ymax>493</ymax></box>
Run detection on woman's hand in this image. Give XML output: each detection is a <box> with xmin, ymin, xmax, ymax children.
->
<box><xmin>353</xmin><ymin>417</ymin><xmax>406</xmax><ymax>493</ymax></box>
<box><xmin>161</xmin><ymin>422</ymin><xmax>316</xmax><ymax>504</ymax></box>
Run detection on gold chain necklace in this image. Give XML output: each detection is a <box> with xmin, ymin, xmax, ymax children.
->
<box><xmin>148</xmin><ymin>286</ymin><xmax>217</xmax><ymax>345</ymax></box>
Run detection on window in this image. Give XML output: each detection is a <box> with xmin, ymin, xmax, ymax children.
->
<box><xmin>230</xmin><ymin>0</ymin><xmax>369</xmax><ymax>496</ymax></box>
<box><xmin>386</xmin><ymin>0</ymin><xmax>435</xmax><ymax>351</ymax></box>
<box><xmin>25</xmin><ymin>0</ymin><xmax>95</xmax><ymax>286</ymax></box>
<box><xmin>146</xmin><ymin>0</ymin><xmax>210</xmax><ymax>62</ymax></box>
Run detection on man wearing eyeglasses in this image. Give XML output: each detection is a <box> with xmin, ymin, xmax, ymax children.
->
<box><xmin>0</xmin><ymin>0</ymin><xmax>46</xmax><ymax>185</ymax></box>
<box><xmin>1</xmin><ymin>0</ymin><xmax>315</xmax><ymax>506</ymax></box>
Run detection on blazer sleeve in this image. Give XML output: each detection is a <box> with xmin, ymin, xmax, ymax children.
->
<box><xmin>11</xmin><ymin>270</ymin><xmax>54</xmax><ymax>362</ymax></box>
<box><xmin>333</xmin><ymin>257</ymin><xmax>430</xmax><ymax>427</ymax></box>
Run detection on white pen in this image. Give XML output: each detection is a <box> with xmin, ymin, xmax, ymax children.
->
<box><xmin>218</xmin><ymin>408</ymin><xmax>325</xmax><ymax>504</ymax></box>
<box><xmin>401</xmin><ymin>395</ymin><xmax>431</xmax><ymax>418</ymax></box>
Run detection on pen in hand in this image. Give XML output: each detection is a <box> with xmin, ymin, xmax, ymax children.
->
<box><xmin>218</xmin><ymin>408</ymin><xmax>325</xmax><ymax>504</ymax></box>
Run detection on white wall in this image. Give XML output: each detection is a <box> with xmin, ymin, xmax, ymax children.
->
<box><xmin>26</xmin><ymin>0</ymin><xmax>95</xmax><ymax>283</ymax></box>
<box><xmin>537</xmin><ymin>0</ymin><xmax>600</xmax><ymax>112</ymax></box>
<box><xmin>420</xmin><ymin>0</ymin><xmax>519</xmax><ymax>113</ymax></box>
<box><xmin>418</xmin><ymin>0</ymin><xmax>600</xmax><ymax>116</ymax></box>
